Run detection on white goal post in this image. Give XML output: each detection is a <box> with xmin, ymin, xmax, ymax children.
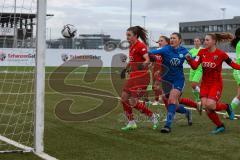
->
<box><xmin>35</xmin><ymin>0</ymin><xmax>46</xmax><ymax>154</ymax></box>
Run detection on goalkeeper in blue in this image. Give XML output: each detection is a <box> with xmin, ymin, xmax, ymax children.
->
<box><xmin>149</xmin><ymin>32</ymin><xmax>192</xmax><ymax>133</ymax></box>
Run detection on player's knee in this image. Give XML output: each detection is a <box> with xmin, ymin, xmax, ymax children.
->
<box><xmin>205</xmin><ymin>102</ymin><xmax>215</xmax><ymax>110</ymax></box>
<box><xmin>168</xmin><ymin>98</ymin><xmax>177</xmax><ymax>105</ymax></box>
<box><xmin>204</xmin><ymin>103</ymin><xmax>211</xmax><ymax>109</ymax></box>
<box><xmin>201</xmin><ymin>101</ymin><xmax>206</xmax><ymax>107</ymax></box>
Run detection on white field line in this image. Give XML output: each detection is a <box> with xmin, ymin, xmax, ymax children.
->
<box><xmin>0</xmin><ymin>136</ymin><xmax>58</xmax><ymax>160</ymax></box>
<box><xmin>34</xmin><ymin>152</ymin><xmax>58</xmax><ymax>160</ymax></box>
<box><xmin>45</xmin><ymin>91</ymin><xmax>240</xmax><ymax>119</ymax></box>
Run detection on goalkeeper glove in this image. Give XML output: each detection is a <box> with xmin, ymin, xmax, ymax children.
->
<box><xmin>137</xmin><ymin>63</ymin><xmax>148</xmax><ymax>70</ymax></box>
<box><xmin>120</xmin><ymin>68</ymin><xmax>127</xmax><ymax>79</ymax></box>
<box><xmin>149</xmin><ymin>54</ymin><xmax>156</xmax><ymax>62</ymax></box>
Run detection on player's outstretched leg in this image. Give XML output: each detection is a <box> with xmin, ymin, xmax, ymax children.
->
<box><xmin>160</xmin><ymin>88</ymin><xmax>183</xmax><ymax>133</ymax></box>
<box><xmin>121</xmin><ymin>100</ymin><xmax>137</xmax><ymax>131</ymax></box>
<box><xmin>215</xmin><ymin>103</ymin><xmax>235</xmax><ymax>120</ymax></box>
<box><xmin>206</xmin><ymin>110</ymin><xmax>225</xmax><ymax>134</ymax></box>
<box><xmin>202</xmin><ymin>97</ymin><xmax>226</xmax><ymax>134</ymax></box>
<box><xmin>161</xmin><ymin>104</ymin><xmax>176</xmax><ymax>133</ymax></box>
<box><xmin>120</xmin><ymin>91</ymin><xmax>138</xmax><ymax>131</ymax></box>
<box><xmin>176</xmin><ymin>104</ymin><xmax>192</xmax><ymax>126</ymax></box>
<box><xmin>180</xmin><ymin>98</ymin><xmax>202</xmax><ymax>115</ymax></box>
<box><xmin>134</xmin><ymin>101</ymin><xmax>159</xmax><ymax>129</ymax></box>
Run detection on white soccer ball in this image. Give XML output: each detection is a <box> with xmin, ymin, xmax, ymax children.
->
<box><xmin>61</xmin><ymin>24</ymin><xmax>77</xmax><ymax>38</ymax></box>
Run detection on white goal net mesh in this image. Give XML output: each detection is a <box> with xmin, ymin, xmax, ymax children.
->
<box><xmin>0</xmin><ymin>0</ymin><xmax>37</xmax><ymax>152</ymax></box>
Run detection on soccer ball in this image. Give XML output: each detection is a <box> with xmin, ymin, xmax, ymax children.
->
<box><xmin>61</xmin><ymin>24</ymin><xmax>77</xmax><ymax>38</ymax></box>
<box><xmin>61</xmin><ymin>54</ymin><xmax>69</xmax><ymax>62</ymax></box>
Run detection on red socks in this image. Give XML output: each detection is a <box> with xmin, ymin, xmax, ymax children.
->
<box><xmin>179</xmin><ymin>98</ymin><xmax>228</xmax><ymax>112</ymax></box>
<box><xmin>207</xmin><ymin>111</ymin><xmax>223</xmax><ymax>127</ymax></box>
<box><xmin>207</xmin><ymin>103</ymin><xmax>227</xmax><ymax>127</ymax></box>
<box><xmin>179</xmin><ymin>98</ymin><xmax>197</xmax><ymax>109</ymax></box>
<box><xmin>121</xmin><ymin>101</ymin><xmax>134</xmax><ymax>121</ymax></box>
<box><xmin>215</xmin><ymin>103</ymin><xmax>228</xmax><ymax>111</ymax></box>
<box><xmin>134</xmin><ymin>102</ymin><xmax>153</xmax><ymax>117</ymax></box>
<box><xmin>121</xmin><ymin>101</ymin><xmax>153</xmax><ymax>120</ymax></box>
<box><xmin>122</xmin><ymin>97</ymin><xmax>226</xmax><ymax>123</ymax></box>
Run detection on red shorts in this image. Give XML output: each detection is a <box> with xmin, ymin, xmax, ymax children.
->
<box><xmin>200</xmin><ymin>83</ymin><xmax>222</xmax><ymax>102</ymax></box>
<box><xmin>122</xmin><ymin>71</ymin><xmax>150</xmax><ymax>98</ymax></box>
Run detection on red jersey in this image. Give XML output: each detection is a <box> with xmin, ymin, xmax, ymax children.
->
<box><xmin>154</xmin><ymin>54</ymin><xmax>163</xmax><ymax>68</ymax></box>
<box><xmin>192</xmin><ymin>48</ymin><xmax>228</xmax><ymax>84</ymax></box>
<box><xmin>152</xmin><ymin>54</ymin><xmax>163</xmax><ymax>81</ymax></box>
<box><xmin>129</xmin><ymin>40</ymin><xmax>148</xmax><ymax>77</ymax></box>
<box><xmin>188</xmin><ymin>48</ymin><xmax>240</xmax><ymax>101</ymax></box>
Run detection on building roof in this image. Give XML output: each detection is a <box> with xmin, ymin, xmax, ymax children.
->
<box><xmin>180</xmin><ymin>16</ymin><xmax>240</xmax><ymax>26</ymax></box>
<box><xmin>0</xmin><ymin>12</ymin><xmax>54</xmax><ymax>23</ymax></box>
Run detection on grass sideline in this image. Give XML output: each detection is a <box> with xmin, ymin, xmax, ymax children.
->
<box><xmin>0</xmin><ymin>67</ymin><xmax>240</xmax><ymax>160</ymax></box>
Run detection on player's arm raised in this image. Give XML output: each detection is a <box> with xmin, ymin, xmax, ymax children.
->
<box><xmin>148</xmin><ymin>47</ymin><xmax>166</xmax><ymax>62</ymax></box>
<box><xmin>224</xmin><ymin>53</ymin><xmax>240</xmax><ymax>70</ymax></box>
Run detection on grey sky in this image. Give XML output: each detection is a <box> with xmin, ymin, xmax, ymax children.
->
<box><xmin>46</xmin><ymin>0</ymin><xmax>240</xmax><ymax>41</ymax></box>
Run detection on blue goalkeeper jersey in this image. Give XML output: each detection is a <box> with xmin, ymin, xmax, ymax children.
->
<box><xmin>149</xmin><ymin>45</ymin><xmax>189</xmax><ymax>81</ymax></box>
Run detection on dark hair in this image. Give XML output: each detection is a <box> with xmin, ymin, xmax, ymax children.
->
<box><xmin>231</xmin><ymin>28</ymin><xmax>240</xmax><ymax>49</ymax></box>
<box><xmin>160</xmin><ymin>35</ymin><xmax>170</xmax><ymax>44</ymax></box>
<box><xmin>171</xmin><ymin>32</ymin><xmax>182</xmax><ymax>40</ymax></box>
<box><xmin>127</xmin><ymin>26</ymin><xmax>148</xmax><ymax>45</ymax></box>
<box><xmin>207</xmin><ymin>33</ymin><xmax>233</xmax><ymax>44</ymax></box>
<box><xmin>194</xmin><ymin>37</ymin><xmax>202</xmax><ymax>41</ymax></box>
<box><xmin>193</xmin><ymin>37</ymin><xmax>202</xmax><ymax>44</ymax></box>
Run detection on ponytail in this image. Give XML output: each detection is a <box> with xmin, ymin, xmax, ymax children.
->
<box><xmin>207</xmin><ymin>32</ymin><xmax>234</xmax><ymax>44</ymax></box>
<box><xmin>231</xmin><ymin>28</ymin><xmax>240</xmax><ymax>49</ymax></box>
<box><xmin>127</xmin><ymin>26</ymin><xmax>148</xmax><ymax>45</ymax></box>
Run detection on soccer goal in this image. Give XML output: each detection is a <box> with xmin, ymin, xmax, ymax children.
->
<box><xmin>0</xmin><ymin>0</ymin><xmax>52</xmax><ymax>159</ymax></box>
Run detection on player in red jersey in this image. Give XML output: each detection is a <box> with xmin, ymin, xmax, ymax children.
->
<box><xmin>151</xmin><ymin>36</ymin><xmax>170</xmax><ymax>106</ymax></box>
<box><xmin>120</xmin><ymin>26</ymin><xmax>159</xmax><ymax>131</ymax></box>
<box><xmin>186</xmin><ymin>33</ymin><xmax>240</xmax><ymax>134</ymax></box>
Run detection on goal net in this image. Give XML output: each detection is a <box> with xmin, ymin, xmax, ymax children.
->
<box><xmin>0</xmin><ymin>0</ymin><xmax>45</xmax><ymax>154</ymax></box>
